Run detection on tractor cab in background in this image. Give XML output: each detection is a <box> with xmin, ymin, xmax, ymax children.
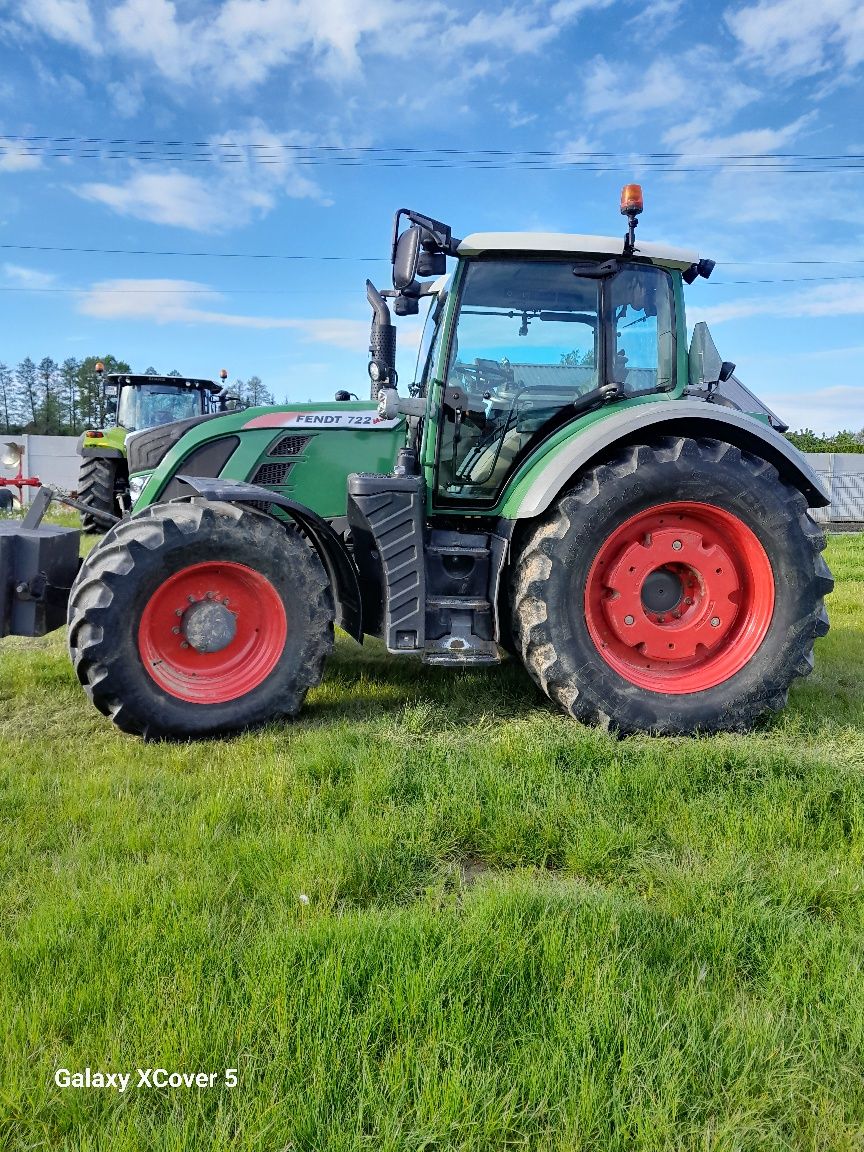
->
<box><xmin>77</xmin><ymin>368</ymin><xmax>238</xmax><ymax>530</ymax></box>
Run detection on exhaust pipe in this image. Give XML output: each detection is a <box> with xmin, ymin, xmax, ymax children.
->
<box><xmin>366</xmin><ymin>280</ymin><xmax>397</xmax><ymax>400</ymax></box>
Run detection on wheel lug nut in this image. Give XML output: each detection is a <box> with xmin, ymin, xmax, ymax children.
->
<box><xmin>188</xmin><ymin>595</ymin><xmax>196</xmax><ymax>603</ymax></box>
<box><xmin>672</xmin><ymin>540</ymin><xmax>682</xmax><ymax>551</ymax></box>
<box><xmin>624</xmin><ymin>614</ymin><xmax>634</xmax><ymax>625</ymax></box>
<box><xmin>175</xmin><ymin>609</ymin><xmax>183</xmax><ymax>617</ymax></box>
<box><xmin>172</xmin><ymin>626</ymin><xmax>180</xmax><ymax>635</ymax></box>
<box><xmin>180</xmin><ymin>641</ymin><xmax>190</xmax><ymax>649</ymax></box>
<box><xmin>710</xmin><ymin>616</ymin><xmax>721</xmax><ymax>628</ymax></box>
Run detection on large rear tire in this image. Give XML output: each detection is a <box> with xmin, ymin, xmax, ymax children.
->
<box><xmin>67</xmin><ymin>501</ymin><xmax>334</xmax><ymax>738</ymax></box>
<box><xmin>78</xmin><ymin>457</ymin><xmax>118</xmax><ymax>533</ymax></box>
<box><xmin>510</xmin><ymin>437</ymin><xmax>833</xmax><ymax>735</ymax></box>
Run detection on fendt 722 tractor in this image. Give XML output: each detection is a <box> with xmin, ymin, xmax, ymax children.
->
<box><xmin>0</xmin><ymin>186</ymin><xmax>832</xmax><ymax>739</ymax></box>
<box><xmin>77</xmin><ymin>366</ymin><xmax>234</xmax><ymax>530</ymax></box>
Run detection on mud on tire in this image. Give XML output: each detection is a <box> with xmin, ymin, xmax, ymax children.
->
<box><xmin>509</xmin><ymin>437</ymin><xmax>833</xmax><ymax>736</ymax></box>
<box><xmin>67</xmin><ymin>500</ymin><xmax>334</xmax><ymax>738</ymax></box>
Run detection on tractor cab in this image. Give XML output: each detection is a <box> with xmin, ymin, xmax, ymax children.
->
<box><xmin>77</xmin><ymin>369</ymin><xmax>237</xmax><ymax>531</ymax></box>
<box><xmin>370</xmin><ymin>191</ymin><xmax>786</xmax><ymax>512</ymax></box>
<box><xmin>105</xmin><ymin>373</ymin><xmax>229</xmax><ymax>432</ymax></box>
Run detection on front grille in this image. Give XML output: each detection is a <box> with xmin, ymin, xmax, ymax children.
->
<box><xmin>268</xmin><ymin>434</ymin><xmax>311</xmax><ymax>457</ymax></box>
<box><xmin>252</xmin><ymin>461</ymin><xmax>293</xmax><ymax>487</ymax></box>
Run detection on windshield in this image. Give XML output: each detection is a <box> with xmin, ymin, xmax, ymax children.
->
<box><xmin>437</xmin><ymin>259</ymin><xmax>675</xmax><ymax>502</ymax></box>
<box><xmin>117</xmin><ymin>384</ymin><xmax>204</xmax><ymax>431</ymax></box>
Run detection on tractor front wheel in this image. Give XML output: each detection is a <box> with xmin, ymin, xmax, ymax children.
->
<box><xmin>510</xmin><ymin>437</ymin><xmax>832</xmax><ymax>735</ymax></box>
<box><xmin>67</xmin><ymin>501</ymin><xmax>334</xmax><ymax>738</ymax></box>
<box><xmin>78</xmin><ymin>457</ymin><xmax>119</xmax><ymax>532</ymax></box>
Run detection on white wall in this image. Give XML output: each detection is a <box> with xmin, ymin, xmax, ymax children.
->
<box><xmin>0</xmin><ymin>435</ymin><xmax>80</xmax><ymax>504</ymax></box>
<box><xmin>805</xmin><ymin>453</ymin><xmax>864</xmax><ymax>524</ymax></box>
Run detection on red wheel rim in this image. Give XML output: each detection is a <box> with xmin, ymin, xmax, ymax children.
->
<box><xmin>584</xmin><ymin>501</ymin><xmax>774</xmax><ymax>694</ymax></box>
<box><xmin>138</xmin><ymin>561</ymin><xmax>287</xmax><ymax>704</ymax></box>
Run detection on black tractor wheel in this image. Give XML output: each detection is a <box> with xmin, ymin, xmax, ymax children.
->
<box><xmin>78</xmin><ymin>457</ymin><xmax>118</xmax><ymax>532</ymax></box>
<box><xmin>510</xmin><ymin>437</ymin><xmax>832</xmax><ymax>735</ymax></box>
<box><xmin>67</xmin><ymin>501</ymin><xmax>334</xmax><ymax>738</ymax></box>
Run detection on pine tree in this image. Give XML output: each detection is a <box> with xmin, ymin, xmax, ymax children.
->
<box><xmin>34</xmin><ymin>356</ymin><xmax>61</xmax><ymax>433</ymax></box>
<box><xmin>0</xmin><ymin>362</ymin><xmax>17</xmax><ymax>434</ymax></box>
<box><xmin>16</xmin><ymin>358</ymin><xmax>38</xmax><ymax>425</ymax></box>
<box><xmin>60</xmin><ymin>358</ymin><xmax>80</xmax><ymax>433</ymax></box>
<box><xmin>75</xmin><ymin>355</ymin><xmax>131</xmax><ymax>429</ymax></box>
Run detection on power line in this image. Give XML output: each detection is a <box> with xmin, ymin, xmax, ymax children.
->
<box><xmin>1</xmin><ymin>275</ymin><xmax>863</xmax><ymax>295</ymax></box>
<box><xmin>2</xmin><ymin>135</ymin><xmax>864</xmax><ymax>174</ymax></box>
<box><xmin>3</xmin><ymin>242</ymin><xmax>864</xmax><ymax>270</ymax></box>
<box><xmin>0</xmin><ymin>242</ymin><xmax>382</xmax><ymax>261</ymax></box>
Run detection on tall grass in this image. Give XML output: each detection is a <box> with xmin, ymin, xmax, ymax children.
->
<box><xmin>1</xmin><ymin>535</ymin><xmax>862</xmax><ymax>1150</ymax></box>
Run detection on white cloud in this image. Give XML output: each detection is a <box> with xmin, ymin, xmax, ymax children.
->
<box><xmin>759</xmin><ymin>385</ymin><xmax>864</xmax><ymax>434</ymax></box>
<box><xmin>76</xmin><ymin>278</ymin><xmax>371</xmax><ymax>347</ymax></box>
<box><xmin>662</xmin><ymin>113</ymin><xmax>815</xmax><ymax>156</ymax></box>
<box><xmin>582</xmin><ymin>56</ymin><xmax>690</xmax><ymax>119</ymax></box>
<box><xmin>74</xmin><ymin>124</ymin><xmax>324</xmax><ymax>232</ymax></box>
<box><xmin>3</xmin><ymin>264</ymin><xmax>57</xmax><ymax>288</ymax></box>
<box><xmin>725</xmin><ymin>0</ymin><xmax>864</xmax><ymax>78</ymax></box>
<box><xmin>14</xmin><ymin>0</ymin><xmax>98</xmax><ymax>52</ymax></box>
<box><xmin>0</xmin><ymin>145</ymin><xmax>42</xmax><ymax>173</ymax></box>
<box><xmin>98</xmin><ymin>0</ymin><xmax>613</xmax><ymax>90</ymax></box>
<box><xmin>689</xmin><ymin>280</ymin><xmax>864</xmax><ymax>325</ymax></box>
<box><xmin>77</xmin><ymin>171</ymin><xmax>241</xmax><ymax>232</ymax></box>
<box><xmin>106</xmin><ymin>79</ymin><xmax>144</xmax><ymax>119</ymax></box>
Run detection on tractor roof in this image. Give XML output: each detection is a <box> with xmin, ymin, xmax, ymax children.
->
<box><xmin>457</xmin><ymin>232</ymin><xmax>699</xmax><ymax>271</ymax></box>
<box><xmin>108</xmin><ymin>373</ymin><xmax>223</xmax><ymax>393</ymax></box>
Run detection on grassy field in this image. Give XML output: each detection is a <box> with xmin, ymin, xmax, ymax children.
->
<box><xmin>1</xmin><ymin>531</ymin><xmax>863</xmax><ymax>1151</ymax></box>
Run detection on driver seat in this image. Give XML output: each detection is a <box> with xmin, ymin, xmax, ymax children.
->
<box><xmin>467</xmin><ymin>429</ymin><xmax>532</xmax><ymax>487</ymax></box>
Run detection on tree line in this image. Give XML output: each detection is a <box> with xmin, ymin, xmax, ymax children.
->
<box><xmin>785</xmin><ymin>429</ymin><xmax>864</xmax><ymax>454</ymax></box>
<box><xmin>0</xmin><ymin>354</ymin><xmax>275</xmax><ymax>435</ymax></box>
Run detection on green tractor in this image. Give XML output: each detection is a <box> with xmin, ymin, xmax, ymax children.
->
<box><xmin>76</xmin><ymin>367</ymin><xmax>234</xmax><ymax>530</ymax></box>
<box><xmin>0</xmin><ymin>187</ymin><xmax>832</xmax><ymax>738</ymax></box>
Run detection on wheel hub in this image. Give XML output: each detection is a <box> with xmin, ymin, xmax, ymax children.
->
<box><xmin>181</xmin><ymin>599</ymin><xmax>237</xmax><ymax>654</ymax></box>
<box><xmin>640</xmin><ymin>566</ymin><xmax>684</xmax><ymax>614</ymax></box>
<box><xmin>138</xmin><ymin>560</ymin><xmax>287</xmax><ymax>704</ymax></box>
<box><xmin>584</xmin><ymin>502</ymin><xmax>775</xmax><ymax>693</ymax></box>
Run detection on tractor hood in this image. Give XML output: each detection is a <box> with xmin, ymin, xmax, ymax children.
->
<box><xmin>129</xmin><ymin>401</ymin><xmax>407</xmax><ymax>522</ymax></box>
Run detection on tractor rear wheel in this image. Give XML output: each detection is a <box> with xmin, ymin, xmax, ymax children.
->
<box><xmin>67</xmin><ymin>501</ymin><xmax>334</xmax><ymax>738</ymax></box>
<box><xmin>78</xmin><ymin>457</ymin><xmax>118</xmax><ymax>532</ymax></box>
<box><xmin>510</xmin><ymin>437</ymin><xmax>832</xmax><ymax>735</ymax></box>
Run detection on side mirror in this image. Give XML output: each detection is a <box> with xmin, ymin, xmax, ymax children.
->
<box><xmin>719</xmin><ymin>361</ymin><xmax>736</xmax><ymax>383</ymax></box>
<box><xmin>102</xmin><ymin>381</ymin><xmax>119</xmax><ymax>399</ymax></box>
<box><xmin>393</xmin><ymin>225</ymin><xmax>421</xmax><ymax>291</ymax></box>
<box><xmin>106</xmin><ymin>398</ymin><xmax>117</xmax><ymax>417</ymax></box>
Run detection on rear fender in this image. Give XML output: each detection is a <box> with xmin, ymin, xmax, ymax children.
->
<box><xmin>174</xmin><ymin>476</ymin><xmax>364</xmax><ymax>642</ymax></box>
<box><xmin>506</xmin><ymin>401</ymin><xmax>830</xmax><ymax>518</ymax></box>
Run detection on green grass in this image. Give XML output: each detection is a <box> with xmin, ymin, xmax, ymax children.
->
<box><xmin>1</xmin><ymin>534</ymin><xmax>863</xmax><ymax>1150</ymax></box>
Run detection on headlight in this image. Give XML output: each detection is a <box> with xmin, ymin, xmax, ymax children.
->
<box><xmin>129</xmin><ymin>473</ymin><xmax>152</xmax><ymax>506</ymax></box>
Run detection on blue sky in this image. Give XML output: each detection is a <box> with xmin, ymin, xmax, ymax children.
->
<box><xmin>1</xmin><ymin>0</ymin><xmax>862</xmax><ymax>432</ymax></box>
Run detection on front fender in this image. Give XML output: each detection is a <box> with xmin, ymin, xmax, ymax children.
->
<box><xmin>173</xmin><ymin>476</ymin><xmax>364</xmax><ymax>642</ymax></box>
<box><xmin>505</xmin><ymin>401</ymin><xmax>829</xmax><ymax>518</ymax></box>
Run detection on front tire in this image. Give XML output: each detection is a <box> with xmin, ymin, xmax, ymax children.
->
<box><xmin>510</xmin><ymin>437</ymin><xmax>833</xmax><ymax>735</ymax></box>
<box><xmin>78</xmin><ymin>457</ymin><xmax>119</xmax><ymax>532</ymax></box>
<box><xmin>67</xmin><ymin>501</ymin><xmax>334</xmax><ymax>738</ymax></box>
